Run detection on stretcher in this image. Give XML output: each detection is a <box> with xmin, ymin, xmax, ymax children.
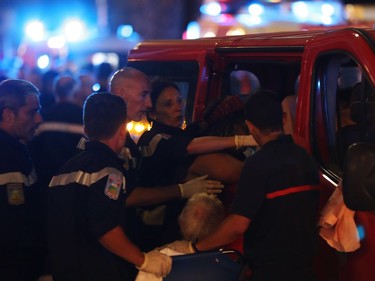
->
<box><xmin>163</xmin><ymin>249</ymin><xmax>247</xmax><ymax>281</ymax></box>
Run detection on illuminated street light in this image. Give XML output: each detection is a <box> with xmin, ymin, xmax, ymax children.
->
<box><xmin>200</xmin><ymin>2</ymin><xmax>222</xmax><ymax>16</ymax></box>
<box><xmin>37</xmin><ymin>55</ymin><xmax>50</xmax><ymax>69</ymax></box>
<box><xmin>117</xmin><ymin>25</ymin><xmax>134</xmax><ymax>38</ymax></box>
<box><xmin>25</xmin><ymin>20</ymin><xmax>45</xmax><ymax>42</ymax></box>
<box><xmin>63</xmin><ymin>19</ymin><xmax>86</xmax><ymax>42</ymax></box>
<box><xmin>47</xmin><ymin>35</ymin><xmax>66</xmax><ymax>49</ymax></box>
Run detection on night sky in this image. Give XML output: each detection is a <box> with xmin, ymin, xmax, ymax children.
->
<box><xmin>3</xmin><ymin>0</ymin><xmax>375</xmax><ymax>38</ymax></box>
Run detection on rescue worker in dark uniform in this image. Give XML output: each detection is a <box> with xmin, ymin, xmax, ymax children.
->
<box><xmin>46</xmin><ymin>93</ymin><xmax>172</xmax><ymax>281</ymax></box>
<box><xmin>0</xmin><ymin>79</ymin><xmax>44</xmax><ymax>281</ymax></box>
<box><xmin>28</xmin><ymin>74</ymin><xmax>84</xmax><ymax>277</ymax></box>
<box><xmin>168</xmin><ymin>90</ymin><xmax>320</xmax><ymax>281</ymax></box>
<box><xmin>108</xmin><ymin>67</ymin><xmax>226</xmax><ymax>251</ymax></box>
<box><xmin>29</xmin><ymin>74</ymin><xmax>84</xmax><ymax>193</ymax></box>
<box><xmin>136</xmin><ymin>79</ymin><xmax>257</xmax><ymax>249</ymax></box>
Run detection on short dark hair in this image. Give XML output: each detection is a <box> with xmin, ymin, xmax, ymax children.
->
<box><xmin>0</xmin><ymin>79</ymin><xmax>40</xmax><ymax>120</ymax></box>
<box><xmin>150</xmin><ymin>79</ymin><xmax>180</xmax><ymax>108</ymax></box>
<box><xmin>83</xmin><ymin>92</ymin><xmax>127</xmax><ymax>140</ymax></box>
<box><xmin>244</xmin><ymin>89</ymin><xmax>283</xmax><ymax>132</ymax></box>
<box><xmin>203</xmin><ymin>95</ymin><xmax>246</xmax><ymax>136</ymax></box>
<box><xmin>53</xmin><ymin>75</ymin><xmax>77</xmax><ymax>98</ymax></box>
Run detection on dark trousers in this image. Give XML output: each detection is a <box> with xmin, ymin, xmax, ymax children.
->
<box><xmin>250</xmin><ymin>262</ymin><xmax>315</xmax><ymax>281</ymax></box>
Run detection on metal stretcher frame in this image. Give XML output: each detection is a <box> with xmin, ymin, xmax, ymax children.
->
<box><xmin>163</xmin><ymin>249</ymin><xmax>246</xmax><ymax>281</ymax></box>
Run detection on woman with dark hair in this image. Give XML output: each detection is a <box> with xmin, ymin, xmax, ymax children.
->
<box><xmin>136</xmin><ymin>79</ymin><xmax>256</xmax><ymax>250</ymax></box>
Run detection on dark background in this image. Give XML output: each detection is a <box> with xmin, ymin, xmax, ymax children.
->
<box><xmin>1</xmin><ymin>0</ymin><xmax>201</xmax><ymax>40</ymax></box>
<box><xmin>2</xmin><ymin>0</ymin><xmax>373</xmax><ymax>41</ymax></box>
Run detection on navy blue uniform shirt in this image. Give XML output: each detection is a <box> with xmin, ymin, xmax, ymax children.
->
<box><xmin>47</xmin><ymin>141</ymin><xmax>135</xmax><ymax>281</ymax></box>
<box><xmin>0</xmin><ymin>129</ymin><xmax>44</xmax><ymax>280</ymax></box>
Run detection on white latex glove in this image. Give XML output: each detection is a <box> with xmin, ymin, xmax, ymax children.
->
<box><xmin>179</xmin><ymin>175</ymin><xmax>224</xmax><ymax>198</ymax></box>
<box><xmin>166</xmin><ymin>240</ymin><xmax>195</xmax><ymax>254</ymax></box>
<box><xmin>136</xmin><ymin>251</ymin><xmax>172</xmax><ymax>278</ymax></box>
<box><xmin>234</xmin><ymin>135</ymin><xmax>257</xmax><ymax>149</ymax></box>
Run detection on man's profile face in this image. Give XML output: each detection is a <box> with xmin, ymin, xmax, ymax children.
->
<box><xmin>246</xmin><ymin>120</ymin><xmax>261</xmax><ymax>147</ymax></box>
<box><xmin>118</xmin><ymin>76</ymin><xmax>151</xmax><ymax>122</ymax></box>
<box><xmin>13</xmin><ymin>94</ymin><xmax>42</xmax><ymax>140</ymax></box>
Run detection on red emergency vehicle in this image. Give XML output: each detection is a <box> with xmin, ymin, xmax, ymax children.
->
<box><xmin>126</xmin><ymin>27</ymin><xmax>375</xmax><ymax>281</ymax></box>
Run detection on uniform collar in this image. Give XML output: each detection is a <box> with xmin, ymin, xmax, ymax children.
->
<box><xmin>0</xmin><ymin>128</ymin><xmax>23</xmax><ymax>147</ymax></box>
<box><xmin>151</xmin><ymin>120</ymin><xmax>185</xmax><ymax>136</ymax></box>
<box><xmin>0</xmin><ymin>128</ymin><xmax>15</xmax><ymax>141</ymax></box>
<box><xmin>262</xmin><ymin>134</ymin><xmax>293</xmax><ymax>148</ymax></box>
<box><xmin>85</xmin><ymin>141</ymin><xmax>125</xmax><ymax>166</ymax></box>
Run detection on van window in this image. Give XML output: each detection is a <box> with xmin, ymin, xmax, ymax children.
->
<box><xmin>127</xmin><ymin>61</ymin><xmax>199</xmax><ymax>125</ymax></box>
<box><xmin>312</xmin><ymin>53</ymin><xmax>375</xmax><ymax>177</ymax></box>
<box><xmin>229</xmin><ymin>70</ymin><xmax>261</xmax><ymax>96</ymax></box>
<box><xmin>216</xmin><ymin>61</ymin><xmax>300</xmax><ymax>135</ymax></box>
<box><xmin>222</xmin><ymin>61</ymin><xmax>301</xmax><ymax>103</ymax></box>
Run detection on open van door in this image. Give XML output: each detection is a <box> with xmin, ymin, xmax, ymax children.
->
<box><xmin>343</xmin><ymin>142</ymin><xmax>375</xmax><ymax>211</ymax></box>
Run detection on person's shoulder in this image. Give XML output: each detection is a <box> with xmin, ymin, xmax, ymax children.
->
<box><xmin>0</xmin><ymin>133</ymin><xmax>28</xmax><ymax>156</ymax></box>
<box><xmin>0</xmin><ymin>141</ymin><xmax>32</xmax><ymax>173</ymax></box>
<box><xmin>43</xmin><ymin>102</ymin><xmax>82</xmax><ymax>123</ymax></box>
<box><xmin>137</xmin><ymin>129</ymin><xmax>156</xmax><ymax>146</ymax></box>
<box><xmin>56</xmin><ymin>150</ymin><xmax>86</xmax><ymax>172</ymax></box>
<box><xmin>61</xmin><ymin>102</ymin><xmax>82</xmax><ymax>112</ymax></box>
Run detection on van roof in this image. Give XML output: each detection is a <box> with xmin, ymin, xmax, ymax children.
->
<box><xmin>129</xmin><ymin>28</ymin><xmax>375</xmax><ymax>60</ymax></box>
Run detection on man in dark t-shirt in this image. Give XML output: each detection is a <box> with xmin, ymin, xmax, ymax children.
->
<box><xmin>168</xmin><ymin>90</ymin><xmax>320</xmax><ymax>281</ymax></box>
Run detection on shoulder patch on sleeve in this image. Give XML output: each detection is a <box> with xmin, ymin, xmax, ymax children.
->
<box><xmin>104</xmin><ymin>174</ymin><xmax>122</xmax><ymax>200</ymax></box>
<box><xmin>7</xmin><ymin>183</ymin><xmax>24</xmax><ymax>205</ymax></box>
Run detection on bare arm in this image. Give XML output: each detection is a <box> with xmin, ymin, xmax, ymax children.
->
<box><xmin>125</xmin><ymin>185</ymin><xmax>181</xmax><ymax>207</ymax></box>
<box><xmin>186</xmin><ymin>136</ymin><xmax>236</xmax><ymax>155</ymax></box>
<box><xmin>195</xmin><ymin>214</ymin><xmax>250</xmax><ymax>251</ymax></box>
<box><xmin>187</xmin><ymin>153</ymin><xmax>244</xmax><ymax>184</ymax></box>
<box><xmin>98</xmin><ymin>226</ymin><xmax>144</xmax><ymax>267</ymax></box>
<box><xmin>186</xmin><ymin>135</ymin><xmax>257</xmax><ymax>155</ymax></box>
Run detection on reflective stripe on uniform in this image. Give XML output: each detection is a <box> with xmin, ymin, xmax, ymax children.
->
<box><xmin>76</xmin><ymin>137</ymin><xmax>88</xmax><ymax>150</ymax></box>
<box><xmin>0</xmin><ymin>170</ymin><xmax>37</xmax><ymax>186</ymax></box>
<box><xmin>266</xmin><ymin>185</ymin><xmax>320</xmax><ymax>199</ymax></box>
<box><xmin>49</xmin><ymin>167</ymin><xmax>125</xmax><ymax>188</ymax></box>
<box><xmin>35</xmin><ymin>122</ymin><xmax>84</xmax><ymax>136</ymax></box>
<box><xmin>140</xmin><ymin>133</ymin><xmax>171</xmax><ymax>157</ymax></box>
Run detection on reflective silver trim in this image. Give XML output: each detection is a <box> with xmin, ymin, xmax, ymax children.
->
<box><xmin>36</xmin><ymin>122</ymin><xmax>84</xmax><ymax>135</ymax></box>
<box><xmin>140</xmin><ymin>133</ymin><xmax>171</xmax><ymax>157</ymax></box>
<box><xmin>49</xmin><ymin>167</ymin><xmax>125</xmax><ymax>188</ymax></box>
<box><xmin>0</xmin><ymin>170</ymin><xmax>37</xmax><ymax>186</ymax></box>
<box><xmin>77</xmin><ymin>137</ymin><xmax>88</xmax><ymax>150</ymax></box>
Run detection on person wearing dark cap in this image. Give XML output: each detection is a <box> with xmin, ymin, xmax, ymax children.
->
<box><xmin>168</xmin><ymin>89</ymin><xmax>320</xmax><ymax>281</ymax></box>
<box><xmin>46</xmin><ymin>93</ymin><xmax>172</xmax><ymax>281</ymax></box>
<box><xmin>0</xmin><ymin>79</ymin><xmax>44</xmax><ymax>280</ymax></box>
<box><xmin>136</xmin><ymin>78</ymin><xmax>257</xmax><ymax>250</ymax></box>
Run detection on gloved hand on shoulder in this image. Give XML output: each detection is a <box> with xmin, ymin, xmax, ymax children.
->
<box><xmin>179</xmin><ymin>175</ymin><xmax>224</xmax><ymax>198</ymax></box>
<box><xmin>136</xmin><ymin>250</ymin><xmax>172</xmax><ymax>278</ymax></box>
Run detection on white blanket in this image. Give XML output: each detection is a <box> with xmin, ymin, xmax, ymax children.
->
<box><xmin>318</xmin><ymin>186</ymin><xmax>360</xmax><ymax>252</ymax></box>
